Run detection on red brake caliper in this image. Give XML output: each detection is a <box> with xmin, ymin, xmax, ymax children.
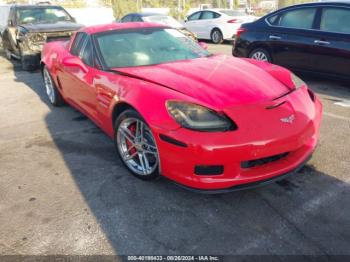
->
<box><xmin>126</xmin><ymin>123</ymin><xmax>137</xmax><ymax>157</ymax></box>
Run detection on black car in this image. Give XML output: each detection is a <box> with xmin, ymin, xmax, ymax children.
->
<box><xmin>232</xmin><ymin>2</ymin><xmax>350</xmax><ymax>79</ymax></box>
<box><xmin>0</xmin><ymin>4</ymin><xmax>83</xmax><ymax>70</ymax></box>
<box><xmin>119</xmin><ymin>12</ymin><xmax>197</xmax><ymax>41</ymax></box>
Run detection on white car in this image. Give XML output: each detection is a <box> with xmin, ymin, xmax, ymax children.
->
<box><xmin>184</xmin><ymin>9</ymin><xmax>257</xmax><ymax>44</ymax></box>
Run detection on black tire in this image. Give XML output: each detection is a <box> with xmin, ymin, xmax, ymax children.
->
<box><xmin>211</xmin><ymin>28</ymin><xmax>223</xmax><ymax>44</ymax></box>
<box><xmin>248</xmin><ymin>48</ymin><xmax>272</xmax><ymax>63</ymax></box>
<box><xmin>42</xmin><ymin>65</ymin><xmax>64</xmax><ymax>106</ymax></box>
<box><xmin>114</xmin><ymin>109</ymin><xmax>160</xmax><ymax>181</ymax></box>
<box><xmin>4</xmin><ymin>48</ymin><xmax>12</xmax><ymax>60</ymax></box>
<box><xmin>20</xmin><ymin>53</ymin><xmax>36</xmax><ymax>71</ymax></box>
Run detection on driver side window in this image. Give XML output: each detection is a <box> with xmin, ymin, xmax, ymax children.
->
<box><xmin>188</xmin><ymin>12</ymin><xmax>201</xmax><ymax>21</ymax></box>
<box><xmin>79</xmin><ymin>36</ymin><xmax>94</xmax><ymax>66</ymax></box>
<box><xmin>70</xmin><ymin>32</ymin><xmax>87</xmax><ymax>56</ymax></box>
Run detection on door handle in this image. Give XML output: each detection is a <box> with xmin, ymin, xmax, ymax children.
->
<box><xmin>269</xmin><ymin>35</ymin><xmax>281</xmax><ymax>40</ymax></box>
<box><xmin>314</xmin><ymin>40</ymin><xmax>330</xmax><ymax>45</ymax></box>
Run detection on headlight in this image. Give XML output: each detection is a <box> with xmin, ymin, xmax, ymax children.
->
<box><xmin>16</xmin><ymin>30</ymin><xmax>28</xmax><ymax>42</ymax></box>
<box><xmin>166</xmin><ymin>101</ymin><xmax>236</xmax><ymax>132</ymax></box>
<box><xmin>291</xmin><ymin>73</ymin><xmax>306</xmax><ymax>89</ymax></box>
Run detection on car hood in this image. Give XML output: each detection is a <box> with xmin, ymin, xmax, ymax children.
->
<box><xmin>114</xmin><ymin>55</ymin><xmax>294</xmax><ymax>108</ymax></box>
<box><xmin>18</xmin><ymin>21</ymin><xmax>83</xmax><ymax>33</ymax></box>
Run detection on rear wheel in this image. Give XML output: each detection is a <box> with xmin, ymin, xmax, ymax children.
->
<box><xmin>211</xmin><ymin>29</ymin><xmax>223</xmax><ymax>44</ymax></box>
<box><xmin>249</xmin><ymin>48</ymin><xmax>272</xmax><ymax>63</ymax></box>
<box><xmin>42</xmin><ymin>66</ymin><xmax>64</xmax><ymax>106</ymax></box>
<box><xmin>115</xmin><ymin>110</ymin><xmax>160</xmax><ymax>180</ymax></box>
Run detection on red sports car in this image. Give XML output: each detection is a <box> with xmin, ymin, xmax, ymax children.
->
<box><xmin>41</xmin><ymin>23</ymin><xmax>322</xmax><ymax>193</ymax></box>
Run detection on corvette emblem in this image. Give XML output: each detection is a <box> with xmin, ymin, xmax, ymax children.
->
<box><xmin>280</xmin><ymin>114</ymin><xmax>295</xmax><ymax>124</ymax></box>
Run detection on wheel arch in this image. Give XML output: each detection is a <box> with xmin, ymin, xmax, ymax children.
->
<box><xmin>247</xmin><ymin>43</ymin><xmax>273</xmax><ymax>61</ymax></box>
<box><xmin>111</xmin><ymin>102</ymin><xmax>138</xmax><ymax>129</ymax></box>
<box><xmin>210</xmin><ymin>27</ymin><xmax>223</xmax><ymax>37</ymax></box>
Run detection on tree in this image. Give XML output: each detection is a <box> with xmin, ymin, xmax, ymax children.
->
<box><xmin>111</xmin><ymin>0</ymin><xmax>139</xmax><ymax>19</ymax></box>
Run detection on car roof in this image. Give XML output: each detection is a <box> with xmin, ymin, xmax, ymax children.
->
<box><xmin>2</xmin><ymin>4</ymin><xmax>63</xmax><ymax>8</ymax></box>
<box><xmin>277</xmin><ymin>1</ymin><xmax>350</xmax><ymax>10</ymax></box>
<box><xmin>194</xmin><ymin>8</ymin><xmax>246</xmax><ymax>14</ymax></box>
<box><xmin>201</xmin><ymin>8</ymin><xmax>237</xmax><ymax>12</ymax></box>
<box><xmin>124</xmin><ymin>12</ymin><xmax>166</xmax><ymax>17</ymax></box>
<box><xmin>81</xmin><ymin>22</ymin><xmax>168</xmax><ymax>34</ymax></box>
<box><xmin>263</xmin><ymin>1</ymin><xmax>350</xmax><ymax>17</ymax></box>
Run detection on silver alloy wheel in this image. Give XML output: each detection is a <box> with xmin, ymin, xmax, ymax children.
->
<box><xmin>250</xmin><ymin>51</ymin><xmax>268</xmax><ymax>62</ymax></box>
<box><xmin>212</xmin><ymin>30</ymin><xmax>221</xmax><ymax>43</ymax></box>
<box><xmin>43</xmin><ymin>67</ymin><xmax>55</xmax><ymax>104</ymax></box>
<box><xmin>117</xmin><ymin>117</ymin><xmax>159</xmax><ymax>176</ymax></box>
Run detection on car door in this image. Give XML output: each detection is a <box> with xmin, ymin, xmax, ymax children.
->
<box><xmin>310</xmin><ymin>6</ymin><xmax>350</xmax><ymax>77</ymax></box>
<box><xmin>58</xmin><ymin>32</ymin><xmax>85</xmax><ymax>106</ymax></box>
<box><xmin>198</xmin><ymin>11</ymin><xmax>221</xmax><ymax>39</ymax></box>
<box><xmin>184</xmin><ymin>11</ymin><xmax>202</xmax><ymax>38</ymax></box>
<box><xmin>59</xmin><ymin>32</ymin><xmax>100</xmax><ymax>122</ymax></box>
<box><xmin>265</xmin><ymin>7</ymin><xmax>319</xmax><ymax>71</ymax></box>
<box><xmin>72</xmin><ymin>35</ymin><xmax>100</xmax><ymax>121</ymax></box>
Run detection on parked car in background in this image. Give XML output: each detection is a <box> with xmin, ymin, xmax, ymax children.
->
<box><xmin>119</xmin><ymin>13</ymin><xmax>197</xmax><ymax>41</ymax></box>
<box><xmin>232</xmin><ymin>2</ymin><xmax>350</xmax><ymax>79</ymax></box>
<box><xmin>0</xmin><ymin>3</ymin><xmax>82</xmax><ymax>70</ymax></box>
<box><xmin>41</xmin><ymin>23</ymin><xmax>322</xmax><ymax>192</ymax></box>
<box><xmin>184</xmin><ymin>9</ymin><xmax>257</xmax><ymax>44</ymax></box>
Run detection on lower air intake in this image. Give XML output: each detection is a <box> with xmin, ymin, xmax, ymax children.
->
<box><xmin>241</xmin><ymin>152</ymin><xmax>289</xmax><ymax>169</ymax></box>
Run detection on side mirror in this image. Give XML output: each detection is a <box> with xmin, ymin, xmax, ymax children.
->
<box><xmin>184</xmin><ymin>18</ymin><xmax>188</xmax><ymax>23</ymax></box>
<box><xmin>62</xmin><ymin>56</ymin><xmax>88</xmax><ymax>73</ymax></box>
<box><xmin>198</xmin><ymin>42</ymin><xmax>208</xmax><ymax>50</ymax></box>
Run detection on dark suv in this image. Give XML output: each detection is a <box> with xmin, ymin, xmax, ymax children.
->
<box><xmin>0</xmin><ymin>4</ymin><xmax>83</xmax><ymax>70</ymax></box>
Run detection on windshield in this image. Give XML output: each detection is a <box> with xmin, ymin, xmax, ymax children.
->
<box><xmin>16</xmin><ymin>7</ymin><xmax>72</xmax><ymax>24</ymax></box>
<box><xmin>95</xmin><ymin>28</ymin><xmax>210</xmax><ymax>68</ymax></box>
<box><xmin>220</xmin><ymin>10</ymin><xmax>246</xmax><ymax>16</ymax></box>
<box><xmin>143</xmin><ymin>15</ymin><xmax>183</xmax><ymax>28</ymax></box>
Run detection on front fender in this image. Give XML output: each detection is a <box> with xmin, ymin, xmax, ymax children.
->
<box><xmin>241</xmin><ymin>58</ymin><xmax>297</xmax><ymax>90</ymax></box>
<box><xmin>96</xmin><ymin>73</ymin><xmax>196</xmax><ymax>138</ymax></box>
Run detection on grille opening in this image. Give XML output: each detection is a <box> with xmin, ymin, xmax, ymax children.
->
<box><xmin>195</xmin><ymin>165</ymin><xmax>224</xmax><ymax>176</ymax></box>
<box><xmin>46</xmin><ymin>36</ymin><xmax>71</xmax><ymax>42</ymax></box>
<box><xmin>241</xmin><ymin>152</ymin><xmax>289</xmax><ymax>169</ymax></box>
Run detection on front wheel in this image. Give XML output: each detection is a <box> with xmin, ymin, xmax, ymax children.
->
<box><xmin>249</xmin><ymin>48</ymin><xmax>272</xmax><ymax>63</ymax></box>
<box><xmin>42</xmin><ymin>66</ymin><xmax>64</xmax><ymax>106</ymax></box>
<box><xmin>115</xmin><ymin>110</ymin><xmax>160</xmax><ymax>180</ymax></box>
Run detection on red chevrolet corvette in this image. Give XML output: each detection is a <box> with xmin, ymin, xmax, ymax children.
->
<box><xmin>41</xmin><ymin>23</ymin><xmax>322</xmax><ymax>192</ymax></box>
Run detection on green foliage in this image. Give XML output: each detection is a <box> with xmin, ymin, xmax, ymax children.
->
<box><xmin>56</xmin><ymin>0</ymin><xmax>87</xmax><ymax>8</ymax></box>
<box><xmin>112</xmin><ymin>0</ymin><xmax>139</xmax><ymax>19</ymax></box>
<box><xmin>278</xmin><ymin>0</ymin><xmax>311</xmax><ymax>8</ymax></box>
<box><xmin>99</xmin><ymin>0</ymin><xmax>112</xmax><ymax>7</ymax></box>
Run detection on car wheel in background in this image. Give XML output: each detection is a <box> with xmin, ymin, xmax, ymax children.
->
<box><xmin>4</xmin><ymin>49</ymin><xmax>12</xmax><ymax>60</ymax></box>
<box><xmin>42</xmin><ymin>66</ymin><xmax>64</xmax><ymax>106</ymax></box>
<box><xmin>211</xmin><ymin>29</ymin><xmax>224</xmax><ymax>44</ymax></box>
<box><xmin>249</xmin><ymin>48</ymin><xmax>272</xmax><ymax>63</ymax></box>
<box><xmin>115</xmin><ymin>109</ymin><xmax>160</xmax><ymax>181</ymax></box>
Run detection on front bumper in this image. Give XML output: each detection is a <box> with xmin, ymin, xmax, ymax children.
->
<box><xmin>153</xmin><ymin>88</ymin><xmax>323</xmax><ymax>191</ymax></box>
<box><xmin>171</xmin><ymin>153</ymin><xmax>312</xmax><ymax>194</ymax></box>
